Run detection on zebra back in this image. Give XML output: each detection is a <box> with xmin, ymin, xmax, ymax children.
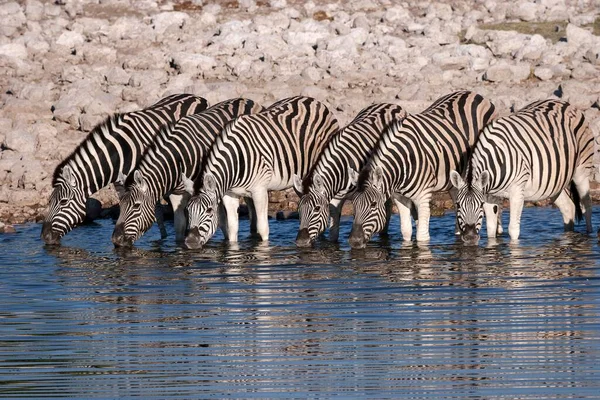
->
<box><xmin>199</xmin><ymin>96</ymin><xmax>340</xmax><ymax>197</ymax></box>
<box><xmin>363</xmin><ymin>91</ymin><xmax>497</xmax><ymax>197</ymax></box>
<box><xmin>52</xmin><ymin>93</ymin><xmax>209</xmax><ymax>196</ymax></box>
<box><xmin>303</xmin><ymin>103</ymin><xmax>407</xmax><ymax>199</ymax></box>
<box><xmin>467</xmin><ymin>99</ymin><xmax>594</xmax><ymax>197</ymax></box>
<box><xmin>128</xmin><ymin>98</ymin><xmax>264</xmax><ymax>201</ymax></box>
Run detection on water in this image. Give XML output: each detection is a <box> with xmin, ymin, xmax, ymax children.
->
<box><xmin>1</xmin><ymin>207</ymin><xmax>599</xmax><ymax>399</ymax></box>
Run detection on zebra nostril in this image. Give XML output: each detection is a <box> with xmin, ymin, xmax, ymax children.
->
<box><xmin>295</xmin><ymin>228</ymin><xmax>312</xmax><ymax>247</ymax></box>
<box><xmin>41</xmin><ymin>222</ymin><xmax>61</xmax><ymax>245</ymax></box>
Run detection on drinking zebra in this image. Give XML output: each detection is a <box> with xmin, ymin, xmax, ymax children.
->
<box><xmin>183</xmin><ymin>96</ymin><xmax>340</xmax><ymax>249</ymax></box>
<box><xmin>41</xmin><ymin>93</ymin><xmax>209</xmax><ymax>245</ymax></box>
<box><xmin>111</xmin><ymin>98</ymin><xmax>263</xmax><ymax>248</ymax></box>
<box><xmin>450</xmin><ymin>99</ymin><xmax>594</xmax><ymax>245</ymax></box>
<box><xmin>348</xmin><ymin>91</ymin><xmax>497</xmax><ymax>248</ymax></box>
<box><xmin>293</xmin><ymin>103</ymin><xmax>407</xmax><ymax>247</ymax></box>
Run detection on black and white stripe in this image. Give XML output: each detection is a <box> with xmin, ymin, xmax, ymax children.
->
<box><xmin>184</xmin><ymin>96</ymin><xmax>340</xmax><ymax>249</ymax></box>
<box><xmin>41</xmin><ymin>93</ymin><xmax>208</xmax><ymax>244</ymax></box>
<box><xmin>348</xmin><ymin>91</ymin><xmax>497</xmax><ymax>248</ymax></box>
<box><xmin>450</xmin><ymin>99</ymin><xmax>594</xmax><ymax>244</ymax></box>
<box><xmin>293</xmin><ymin>103</ymin><xmax>407</xmax><ymax>247</ymax></box>
<box><xmin>111</xmin><ymin>98</ymin><xmax>263</xmax><ymax>247</ymax></box>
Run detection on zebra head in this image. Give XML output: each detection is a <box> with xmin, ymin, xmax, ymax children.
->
<box><xmin>348</xmin><ymin>166</ymin><xmax>388</xmax><ymax>249</ymax></box>
<box><xmin>112</xmin><ymin>171</ymin><xmax>155</xmax><ymax>248</ymax></box>
<box><xmin>294</xmin><ymin>173</ymin><xmax>329</xmax><ymax>247</ymax></box>
<box><xmin>184</xmin><ymin>172</ymin><xmax>220</xmax><ymax>249</ymax></box>
<box><xmin>450</xmin><ymin>170</ymin><xmax>490</xmax><ymax>245</ymax></box>
<box><xmin>41</xmin><ymin>165</ymin><xmax>86</xmax><ymax>245</ymax></box>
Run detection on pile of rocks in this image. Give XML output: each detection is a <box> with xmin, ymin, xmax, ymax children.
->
<box><xmin>1</xmin><ymin>0</ymin><xmax>599</xmax><ymax>225</ymax></box>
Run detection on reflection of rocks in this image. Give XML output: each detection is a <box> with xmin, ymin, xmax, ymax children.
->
<box><xmin>1</xmin><ymin>0</ymin><xmax>599</xmax><ymax>225</ymax></box>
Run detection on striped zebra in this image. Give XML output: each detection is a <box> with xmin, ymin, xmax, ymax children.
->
<box><xmin>450</xmin><ymin>99</ymin><xmax>594</xmax><ymax>244</ymax></box>
<box><xmin>293</xmin><ymin>103</ymin><xmax>407</xmax><ymax>247</ymax></box>
<box><xmin>348</xmin><ymin>91</ymin><xmax>497</xmax><ymax>248</ymax></box>
<box><xmin>183</xmin><ymin>96</ymin><xmax>340</xmax><ymax>249</ymax></box>
<box><xmin>41</xmin><ymin>93</ymin><xmax>209</xmax><ymax>245</ymax></box>
<box><xmin>111</xmin><ymin>98</ymin><xmax>263</xmax><ymax>247</ymax></box>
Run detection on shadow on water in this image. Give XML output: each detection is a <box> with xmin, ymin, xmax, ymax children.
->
<box><xmin>0</xmin><ymin>207</ymin><xmax>599</xmax><ymax>398</ymax></box>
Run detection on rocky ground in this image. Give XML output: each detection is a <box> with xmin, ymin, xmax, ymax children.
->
<box><xmin>1</xmin><ymin>0</ymin><xmax>600</xmax><ymax>229</ymax></box>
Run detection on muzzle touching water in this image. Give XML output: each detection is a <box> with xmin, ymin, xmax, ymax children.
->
<box><xmin>460</xmin><ymin>224</ymin><xmax>480</xmax><ymax>245</ymax></box>
<box><xmin>111</xmin><ymin>223</ymin><xmax>134</xmax><ymax>248</ymax></box>
<box><xmin>348</xmin><ymin>223</ymin><xmax>368</xmax><ymax>249</ymax></box>
<box><xmin>41</xmin><ymin>221</ymin><xmax>62</xmax><ymax>245</ymax></box>
<box><xmin>295</xmin><ymin>228</ymin><xmax>313</xmax><ymax>248</ymax></box>
<box><xmin>184</xmin><ymin>227</ymin><xmax>205</xmax><ymax>250</ymax></box>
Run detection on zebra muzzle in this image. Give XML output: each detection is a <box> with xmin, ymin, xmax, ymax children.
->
<box><xmin>295</xmin><ymin>228</ymin><xmax>313</xmax><ymax>248</ymax></box>
<box><xmin>184</xmin><ymin>227</ymin><xmax>205</xmax><ymax>250</ymax></box>
<box><xmin>461</xmin><ymin>225</ymin><xmax>480</xmax><ymax>246</ymax></box>
<box><xmin>41</xmin><ymin>222</ymin><xmax>62</xmax><ymax>245</ymax></box>
<box><xmin>112</xmin><ymin>224</ymin><xmax>133</xmax><ymax>248</ymax></box>
<box><xmin>349</xmin><ymin>224</ymin><xmax>368</xmax><ymax>249</ymax></box>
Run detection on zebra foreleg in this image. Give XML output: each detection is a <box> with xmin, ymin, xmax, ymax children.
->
<box><xmin>169</xmin><ymin>192</ymin><xmax>190</xmax><ymax>243</ymax></box>
<box><xmin>221</xmin><ymin>195</ymin><xmax>240</xmax><ymax>242</ymax></box>
<box><xmin>380</xmin><ymin>198</ymin><xmax>393</xmax><ymax>237</ymax></box>
<box><xmin>328</xmin><ymin>199</ymin><xmax>344</xmax><ymax>242</ymax></box>
<box><xmin>572</xmin><ymin>170</ymin><xmax>593</xmax><ymax>233</ymax></box>
<box><xmin>251</xmin><ymin>188</ymin><xmax>270</xmax><ymax>242</ymax></box>
<box><xmin>394</xmin><ymin>198</ymin><xmax>413</xmax><ymax>242</ymax></box>
<box><xmin>245</xmin><ymin>197</ymin><xmax>258</xmax><ymax>236</ymax></box>
<box><xmin>415</xmin><ymin>195</ymin><xmax>432</xmax><ymax>242</ymax></box>
<box><xmin>154</xmin><ymin>202</ymin><xmax>168</xmax><ymax>239</ymax></box>
<box><xmin>449</xmin><ymin>188</ymin><xmax>460</xmax><ymax>235</ymax></box>
<box><xmin>508</xmin><ymin>188</ymin><xmax>525</xmax><ymax>241</ymax></box>
<box><xmin>553</xmin><ymin>190</ymin><xmax>576</xmax><ymax>231</ymax></box>
<box><xmin>483</xmin><ymin>202</ymin><xmax>500</xmax><ymax>238</ymax></box>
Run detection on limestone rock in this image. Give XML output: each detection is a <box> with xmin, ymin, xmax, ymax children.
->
<box><xmin>151</xmin><ymin>12</ymin><xmax>189</xmax><ymax>35</ymax></box>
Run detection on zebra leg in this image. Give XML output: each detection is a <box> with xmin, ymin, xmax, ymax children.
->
<box><xmin>508</xmin><ymin>189</ymin><xmax>525</xmax><ymax>241</ymax></box>
<box><xmin>155</xmin><ymin>202</ymin><xmax>168</xmax><ymax>239</ymax></box>
<box><xmin>245</xmin><ymin>197</ymin><xmax>258</xmax><ymax>236</ymax></box>
<box><xmin>251</xmin><ymin>188</ymin><xmax>270</xmax><ymax>242</ymax></box>
<box><xmin>381</xmin><ymin>198</ymin><xmax>393</xmax><ymax>237</ymax></box>
<box><xmin>553</xmin><ymin>190</ymin><xmax>576</xmax><ymax>231</ymax></box>
<box><xmin>483</xmin><ymin>202</ymin><xmax>499</xmax><ymax>238</ymax></box>
<box><xmin>221</xmin><ymin>195</ymin><xmax>240</xmax><ymax>242</ymax></box>
<box><xmin>394</xmin><ymin>198</ymin><xmax>413</xmax><ymax>242</ymax></box>
<box><xmin>572</xmin><ymin>170</ymin><xmax>593</xmax><ymax>233</ymax></box>
<box><xmin>449</xmin><ymin>188</ymin><xmax>460</xmax><ymax>235</ymax></box>
<box><xmin>169</xmin><ymin>192</ymin><xmax>190</xmax><ymax>243</ymax></box>
<box><xmin>496</xmin><ymin>206</ymin><xmax>504</xmax><ymax>235</ymax></box>
<box><xmin>415</xmin><ymin>195</ymin><xmax>432</xmax><ymax>242</ymax></box>
<box><xmin>328</xmin><ymin>199</ymin><xmax>344</xmax><ymax>242</ymax></box>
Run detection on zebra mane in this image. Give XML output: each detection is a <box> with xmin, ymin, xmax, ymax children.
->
<box><xmin>52</xmin><ymin>113</ymin><xmax>123</xmax><ymax>185</ymax></box>
<box><xmin>356</xmin><ymin>164</ymin><xmax>373</xmax><ymax>191</ymax></box>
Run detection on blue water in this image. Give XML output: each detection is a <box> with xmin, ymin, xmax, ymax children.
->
<box><xmin>1</xmin><ymin>207</ymin><xmax>599</xmax><ymax>399</ymax></box>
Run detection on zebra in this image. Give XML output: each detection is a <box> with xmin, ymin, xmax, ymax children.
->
<box><xmin>293</xmin><ymin>103</ymin><xmax>407</xmax><ymax>247</ymax></box>
<box><xmin>450</xmin><ymin>99</ymin><xmax>594</xmax><ymax>245</ymax></box>
<box><xmin>41</xmin><ymin>93</ymin><xmax>209</xmax><ymax>245</ymax></box>
<box><xmin>348</xmin><ymin>91</ymin><xmax>498</xmax><ymax>249</ymax></box>
<box><xmin>111</xmin><ymin>98</ymin><xmax>264</xmax><ymax>247</ymax></box>
<box><xmin>183</xmin><ymin>96</ymin><xmax>340</xmax><ymax>249</ymax></box>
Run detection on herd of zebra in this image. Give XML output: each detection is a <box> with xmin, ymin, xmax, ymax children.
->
<box><xmin>40</xmin><ymin>90</ymin><xmax>595</xmax><ymax>249</ymax></box>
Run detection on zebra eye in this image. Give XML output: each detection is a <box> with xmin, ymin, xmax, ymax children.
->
<box><xmin>370</xmin><ymin>201</ymin><xmax>377</xmax><ymax>208</ymax></box>
<box><xmin>132</xmin><ymin>202</ymin><xmax>141</xmax><ymax>209</ymax></box>
<box><xmin>207</xmin><ymin>207</ymin><xmax>213</xmax><ymax>214</ymax></box>
<box><xmin>314</xmin><ymin>206</ymin><xmax>321</xmax><ymax>213</ymax></box>
<box><xmin>59</xmin><ymin>199</ymin><xmax>69</xmax><ymax>206</ymax></box>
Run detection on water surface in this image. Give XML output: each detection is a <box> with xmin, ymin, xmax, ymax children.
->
<box><xmin>1</xmin><ymin>207</ymin><xmax>599</xmax><ymax>398</ymax></box>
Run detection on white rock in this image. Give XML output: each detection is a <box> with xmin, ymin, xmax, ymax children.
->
<box><xmin>152</xmin><ymin>12</ymin><xmax>189</xmax><ymax>35</ymax></box>
<box><xmin>508</xmin><ymin>2</ymin><xmax>539</xmax><ymax>22</ymax></box>
<box><xmin>383</xmin><ymin>6</ymin><xmax>411</xmax><ymax>24</ymax></box>
<box><xmin>515</xmin><ymin>34</ymin><xmax>547</xmax><ymax>61</ymax></box>
<box><xmin>104</xmin><ymin>67</ymin><xmax>131</xmax><ymax>86</ymax></box>
<box><xmin>4</xmin><ymin>129</ymin><xmax>36</xmax><ymax>154</ymax></box>
<box><xmin>352</xmin><ymin>14</ymin><xmax>369</xmax><ymax>30</ymax></box>
<box><xmin>171</xmin><ymin>52</ymin><xmax>217</xmax><ymax>74</ymax></box>
<box><xmin>0</xmin><ymin>2</ymin><xmax>26</xmax><ymax>37</ymax></box>
<box><xmin>44</xmin><ymin>3</ymin><xmax>61</xmax><ymax>17</ymax></box>
<box><xmin>56</xmin><ymin>30</ymin><xmax>85</xmax><ymax>48</ymax></box>
<box><xmin>483</xmin><ymin>62</ymin><xmax>513</xmax><ymax>82</ymax></box>
<box><xmin>534</xmin><ymin>66</ymin><xmax>553</xmax><ymax>81</ymax></box>
<box><xmin>301</xmin><ymin>66</ymin><xmax>323</xmax><ymax>83</ymax></box>
<box><xmin>566</xmin><ymin>24</ymin><xmax>596</xmax><ymax>49</ymax></box>
<box><xmin>79</xmin><ymin>114</ymin><xmax>107</xmax><ymax>132</ymax></box>
<box><xmin>25</xmin><ymin>0</ymin><xmax>44</xmax><ymax>21</ymax></box>
<box><xmin>571</xmin><ymin>63</ymin><xmax>598</xmax><ymax>80</ymax></box>
<box><xmin>0</xmin><ymin>43</ymin><xmax>28</xmax><ymax>60</ymax></box>
<box><xmin>426</xmin><ymin>3</ymin><xmax>453</xmax><ymax>21</ymax></box>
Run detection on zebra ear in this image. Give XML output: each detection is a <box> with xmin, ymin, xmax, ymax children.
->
<box><xmin>292</xmin><ymin>174</ymin><xmax>304</xmax><ymax>196</ymax></box>
<box><xmin>347</xmin><ymin>168</ymin><xmax>359</xmax><ymax>188</ymax></box>
<box><xmin>114</xmin><ymin>172</ymin><xmax>128</xmax><ymax>200</ymax></box>
<box><xmin>313</xmin><ymin>173</ymin><xmax>326</xmax><ymax>195</ymax></box>
<box><xmin>480</xmin><ymin>170</ymin><xmax>490</xmax><ymax>190</ymax></box>
<box><xmin>62</xmin><ymin>165</ymin><xmax>77</xmax><ymax>187</ymax></box>
<box><xmin>371</xmin><ymin>166</ymin><xmax>384</xmax><ymax>190</ymax></box>
<box><xmin>181</xmin><ymin>173</ymin><xmax>195</xmax><ymax>195</ymax></box>
<box><xmin>133</xmin><ymin>170</ymin><xmax>148</xmax><ymax>193</ymax></box>
<box><xmin>449</xmin><ymin>170</ymin><xmax>464</xmax><ymax>189</ymax></box>
<box><xmin>204</xmin><ymin>173</ymin><xmax>218</xmax><ymax>194</ymax></box>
